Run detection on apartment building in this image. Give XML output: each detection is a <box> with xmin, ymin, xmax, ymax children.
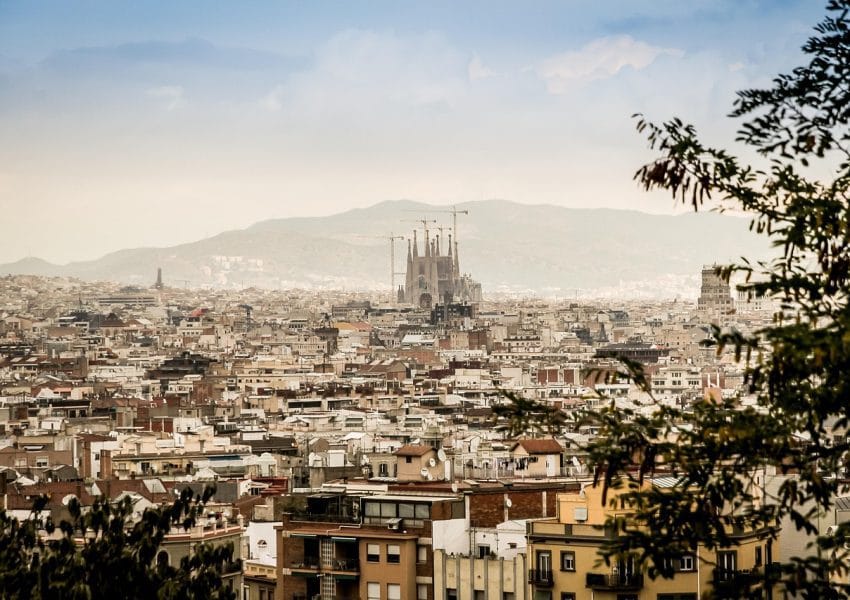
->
<box><xmin>527</xmin><ymin>481</ymin><xmax>777</xmax><ymax>600</ymax></box>
<box><xmin>276</xmin><ymin>492</ymin><xmax>464</xmax><ymax>600</ymax></box>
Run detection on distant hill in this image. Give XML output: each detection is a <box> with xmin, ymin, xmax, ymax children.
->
<box><xmin>0</xmin><ymin>200</ymin><xmax>771</xmax><ymax>297</ymax></box>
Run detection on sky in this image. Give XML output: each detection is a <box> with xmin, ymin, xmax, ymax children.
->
<box><xmin>0</xmin><ymin>1</ymin><xmax>826</xmax><ymax>264</ymax></box>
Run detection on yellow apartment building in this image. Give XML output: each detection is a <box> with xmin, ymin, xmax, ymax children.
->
<box><xmin>527</xmin><ymin>479</ymin><xmax>778</xmax><ymax>600</ymax></box>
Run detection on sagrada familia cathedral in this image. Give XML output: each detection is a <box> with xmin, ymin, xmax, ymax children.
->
<box><xmin>399</xmin><ymin>229</ymin><xmax>482</xmax><ymax>308</ymax></box>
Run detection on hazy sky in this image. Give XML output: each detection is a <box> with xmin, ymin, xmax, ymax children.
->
<box><xmin>0</xmin><ymin>1</ymin><xmax>824</xmax><ymax>264</ymax></box>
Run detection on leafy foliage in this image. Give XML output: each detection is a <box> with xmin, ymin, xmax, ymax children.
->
<box><xmin>0</xmin><ymin>487</ymin><xmax>238</xmax><ymax>600</ymax></box>
<box><xmin>499</xmin><ymin>2</ymin><xmax>850</xmax><ymax>598</ymax></box>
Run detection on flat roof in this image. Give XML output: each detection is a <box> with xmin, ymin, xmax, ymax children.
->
<box><xmin>364</xmin><ymin>494</ymin><xmax>458</xmax><ymax>503</ymax></box>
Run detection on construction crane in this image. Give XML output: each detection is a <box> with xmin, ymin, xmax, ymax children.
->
<box><xmin>400</xmin><ymin>218</ymin><xmax>437</xmax><ymax>239</ymax></box>
<box><xmin>383</xmin><ymin>233</ymin><xmax>405</xmax><ymax>300</ymax></box>
<box><xmin>404</xmin><ymin>206</ymin><xmax>468</xmax><ymax>242</ymax></box>
<box><xmin>354</xmin><ymin>233</ymin><xmax>406</xmax><ymax>302</ymax></box>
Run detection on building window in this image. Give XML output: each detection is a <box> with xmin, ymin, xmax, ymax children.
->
<box><xmin>755</xmin><ymin>546</ymin><xmax>763</xmax><ymax>567</ymax></box>
<box><xmin>405</xmin><ymin>456</ymin><xmax>413</xmax><ymax>463</ymax></box>
<box><xmin>417</xmin><ymin>545</ymin><xmax>428</xmax><ymax>563</ymax></box>
<box><xmin>503</xmin><ymin>594</ymin><xmax>515</xmax><ymax>600</ymax></box>
<box><xmin>446</xmin><ymin>590</ymin><xmax>458</xmax><ymax>600</ymax></box>
<box><xmin>536</xmin><ymin>550</ymin><xmax>552</xmax><ymax>574</ymax></box>
<box><xmin>561</xmin><ymin>594</ymin><xmax>576</xmax><ymax>600</ymax></box>
<box><xmin>156</xmin><ymin>550</ymin><xmax>170</xmax><ymax>567</ymax></box>
<box><xmin>387</xmin><ymin>584</ymin><xmax>401</xmax><ymax>600</ymax></box>
<box><xmin>367</xmin><ymin>582</ymin><xmax>380</xmax><ymax>600</ymax></box>
<box><xmin>477</xmin><ymin>544</ymin><xmax>491</xmax><ymax>558</ymax></box>
<box><xmin>367</xmin><ymin>543</ymin><xmax>380</xmax><ymax>562</ymax></box>
<box><xmin>716</xmin><ymin>551</ymin><xmax>737</xmax><ymax>581</ymax></box>
<box><xmin>379</xmin><ymin>463</ymin><xmax>389</xmax><ymax>477</ymax></box>
<box><xmin>679</xmin><ymin>554</ymin><xmax>695</xmax><ymax>572</ymax></box>
<box><xmin>474</xmin><ymin>592</ymin><xmax>485</xmax><ymax>600</ymax></box>
<box><xmin>387</xmin><ymin>544</ymin><xmax>401</xmax><ymax>564</ymax></box>
<box><xmin>417</xmin><ymin>584</ymin><xmax>428</xmax><ymax>600</ymax></box>
<box><xmin>560</xmin><ymin>551</ymin><xmax>575</xmax><ymax>571</ymax></box>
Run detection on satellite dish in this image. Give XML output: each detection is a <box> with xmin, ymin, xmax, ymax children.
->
<box><xmin>451</xmin><ymin>482</ymin><xmax>459</xmax><ymax>493</ymax></box>
<box><xmin>426</xmin><ymin>472</ymin><xmax>434</xmax><ymax>481</ymax></box>
<box><xmin>420</xmin><ymin>468</ymin><xmax>430</xmax><ymax>478</ymax></box>
<box><xmin>361</xmin><ymin>455</ymin><xmax>371</xmax><ymax>466</ymax></box>
<box><xmin>437</xmin><ymin>448</ymin><xmax>447</xmax><ymax>462</ymax></box>
<box><xmin>61</xmin><ymin>494</ymin><xmax>78</xmax><ymax>506</ymax></box>
<box><xmin>571</xmin><ymin>456</ymin><xmax>581</xmax><ymax>468</ymax></box>
<box><xmin>428</xmin><ymin>457</ymin><xmax>437</xmax><ymax>468</ymax></box>
<box><xmin>505</xmin><ymin>498</ymin><xmax>513</xmax><ymax>508</ymax></box>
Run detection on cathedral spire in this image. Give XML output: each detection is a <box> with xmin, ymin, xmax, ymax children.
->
<box><xmin>448</xmin><ymin>234</ymin><xmax>452</xmax><ymax>256</ymax></box>
<box><xmin>454</xmin><ymin>238</ymin><xmax>460</xmax><ymax>273</ymax></box>
<box><xmin>425</xmin><ymin>230</ymin><xmax>431</xmax><ymax>257</ymax></box>
<box><xmin>436</xmin><ymin>234</ymin><xmax>441</xmax><ymax>256</ymax></box>
<box><xmin>412</xmin><ymin>230</ymin><xmax>418</xmax><ymax>257</ymax></box>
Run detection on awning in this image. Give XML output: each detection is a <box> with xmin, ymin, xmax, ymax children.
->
<box><xmin>331</xmin><ymin>536</ymin><xmax>357</xmax><ymax>543</ymax></box>
<box><xmin>291</xmin><ymin>533</ymin><xmax>318</xmax><ymax>538</ymax></box>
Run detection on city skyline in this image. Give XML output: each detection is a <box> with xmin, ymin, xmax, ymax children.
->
<box><xmin>0</xmin><ymin>1</ymin><xmax>822</xmax><ymax>263</ymax></box>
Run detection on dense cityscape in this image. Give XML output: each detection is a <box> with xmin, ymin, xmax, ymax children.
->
<box><xmin>0</xmin><ymin>228</ymin><xmax>792</xmax><ymax>599</ymax></box>
<box><xmin>5</xmin><ymin>1</ymin><xmax>850</xmax><ymax>598</ymax></box>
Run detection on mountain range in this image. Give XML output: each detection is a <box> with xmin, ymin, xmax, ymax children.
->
<box><xmin>0</xmin><ymin>200</ymin><xmax>771</xmax><ymax>298</ymax></box>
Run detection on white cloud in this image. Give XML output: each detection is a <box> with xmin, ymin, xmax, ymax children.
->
<box><xmin>728</xmin><ymin>61</ymin><xmax>746</xmax><ymax>72</ymax></box>
<box><xmin>261</xmin><ymin>85</ymin><xmax>286</xmax><ymax>111</ymax></box>
<box><xmin>283</xmin><ymin>29</ymin><xmax>468</xmax><ymax>115</ymax></box>
<box><xmin>468</xmin><ymin>54</ymin><xmax>495</xmax><ymax>81</ymax></box>
<box><xmin>537</xmin><ymin>35</ymin><xmax>683</xmax><ymax>94</ymax></box>
<box><xmin>146</xmin><ymin>85</ymin><xmax>185</xmax><ymax>110</ymax></box>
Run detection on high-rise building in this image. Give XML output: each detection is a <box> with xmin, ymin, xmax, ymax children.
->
<box><xmin>698</xmin><ymin>265</ymin><xmax>734</xmax><ymax>313</ymax></box>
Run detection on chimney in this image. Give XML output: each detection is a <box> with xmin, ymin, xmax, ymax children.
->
<box><xmin>99</xmin><ymin>449</ymin><xmax>112</xmax><ymax>480</ymax></box>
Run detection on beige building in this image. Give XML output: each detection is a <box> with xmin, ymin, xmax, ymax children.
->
<box><xmin>434</xmin><ymin>551</ymin><xmax>528</xmax><ymax>600</ymax></box>
<box><xmin>395</xmin><ymin>444</ymin><xmax>445</xmax><ymax>483</ymax></box>
<box><xmin>244</xmin><ymin>560</ymin><xmax>277</xmax><ymax>600</ymax></box>
<box><xmin>510</xmin><ymin>439</ymin><xmax>563</xmax><ymax>479</ymax></box>
<box><xmin>160</xmin><ymin>520</ymin><xmax>245</xmax><ymax>595</ymax></box>
<box><xmin>527</xmin><ymin>481</ymin><xmax>777</xmax><ymax>600</ymax></box>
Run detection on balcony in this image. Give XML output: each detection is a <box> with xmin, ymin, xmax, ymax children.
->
<box><xmin>328</xmin><ymin>557</ymin><xmax>359</xmax><ymax>572</ymax></box>
<box><xmin>528</xmin><ymin>569</ymin><xmax>554</xmax><ymax>587</ymax></box>
<box><xmin>585</xmin><ymin>572</ymin><xmax>644</xmax><ymax>591</ymax></box>
<box><xmin>712</xmin><ymin>568</ymin><xmax>762</xmax><ymax>596</ymax></box>
<box><xmin>289</xmin><ymin>556</ymin><xmax>321</xmax><ymax>570</ymax></box>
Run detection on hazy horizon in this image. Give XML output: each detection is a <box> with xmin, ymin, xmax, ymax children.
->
<box><xmin>0</xmin><ymin>1</ymin><xmax>822</xmax><ymax>263</ymax></box>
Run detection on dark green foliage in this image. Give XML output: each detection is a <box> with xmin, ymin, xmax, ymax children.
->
<box><xmin>0</xmin><ymin>487</ymin><xmax>237</xmax><ymax>600</ymax></box>
<box><xmin>497</xmin><ymin>2</ymin><xmax>850</xmax><ymax>598</ymax></box>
